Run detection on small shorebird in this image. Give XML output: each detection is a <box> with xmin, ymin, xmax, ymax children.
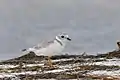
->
<box><xmin>117</xmin><ymin>41</ymin><xmax>120</xmax><ymax>50</ymax></box>
<box><xmin>22</xmin><ymin>33</ymin><xmax>71</xmax><ymax>68</ymax></box>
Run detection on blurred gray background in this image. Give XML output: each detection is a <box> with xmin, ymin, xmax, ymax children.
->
<box><xmin>0</xmin><ymin>0</ymin><xmax>120</xmax><ymax>60</ymax></box>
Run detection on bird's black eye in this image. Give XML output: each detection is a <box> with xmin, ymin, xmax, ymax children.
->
<box><xmin>61</xmin><ymin>36</ymin><xmax>64</xmax><ymax>38</ymax></box>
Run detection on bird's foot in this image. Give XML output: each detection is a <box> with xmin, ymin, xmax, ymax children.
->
<box><xmin>44</xmin><ymin>63</ymin><xmax>57</xmax><ymax>70</ymax></box>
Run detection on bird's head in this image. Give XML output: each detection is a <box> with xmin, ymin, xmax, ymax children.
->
<box><xmin>117</xmin><ymin>40</ymin><xmax>120</xmax><ymax>45</ymax></box>
<box><xmin>55</xmin><ymin>33</ymin><xmax>71</xmax><ymax>44</ymax></box>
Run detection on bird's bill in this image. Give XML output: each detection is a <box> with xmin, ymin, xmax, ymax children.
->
<box><xmin>67</xmin><ymin>38</ymin><xmax>71</xmax><ymax>41</ymax></box>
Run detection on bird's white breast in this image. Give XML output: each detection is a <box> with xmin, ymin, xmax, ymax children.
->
<box><xmin>35</xmin><ymin>40</ymin><xmax>65</xmax><ymax>56</ymax></box>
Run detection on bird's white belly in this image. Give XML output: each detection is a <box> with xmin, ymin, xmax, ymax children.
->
<box><xmin>35</xmin><ymin>42</ymin><xmax>64</xmax><ymax>56</ymax></box>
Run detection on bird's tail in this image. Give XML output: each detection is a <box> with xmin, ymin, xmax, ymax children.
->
<box><xmin>22</xmin><ymin>49</ymin><xmax>27</xmax><ymax>52</ymax></box>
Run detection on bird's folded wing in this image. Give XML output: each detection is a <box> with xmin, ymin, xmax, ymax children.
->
<box><xmin>33</xmin><ymin>40</ymin><xmax>54</xmax><ymax>49</ymax></box>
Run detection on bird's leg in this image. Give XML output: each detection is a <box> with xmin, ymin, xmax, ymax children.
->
<box><xmin>47</xmin><ymin>56</ymin><xmax>54</xmax><ymax>68</ymax></box>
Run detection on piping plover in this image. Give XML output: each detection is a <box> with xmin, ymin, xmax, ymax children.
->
<box><xmin>22</xmin><ymin>33</ymin><xmax>71</xmax><ymax>67</ymax></box>
<box><xmin>22</xmin><ymin>33</ymin><xmax>71</xmax><ymax>56</ymax></box>
<box><xmin>116</xmin><ymin>40</ymin><xmax>120</xmax><ymax>51</ymax></box>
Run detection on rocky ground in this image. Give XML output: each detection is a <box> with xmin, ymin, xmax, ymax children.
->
<box><xmin>0</xmin><ymin>50</ymin><xmax>120</xmax><ymax>80</ymax></box>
